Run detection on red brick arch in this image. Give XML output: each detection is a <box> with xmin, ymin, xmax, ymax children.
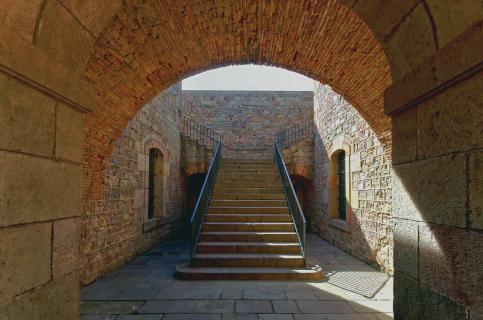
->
<box><xmin>78</xmin><ymin>0</ymin><xmax>470</xmax><ymax>200</ymax></box>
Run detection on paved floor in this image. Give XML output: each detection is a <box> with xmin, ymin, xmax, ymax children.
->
<box><xmin>81</xmin><ymin>234</ymin><xmax>393</xmax><ymax>320</ymax></box>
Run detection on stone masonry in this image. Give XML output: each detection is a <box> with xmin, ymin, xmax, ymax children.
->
<box><xmin>311</xmin><ymin>83</ymin><xmax>394</xmax><ymax>275</ymax></box>
<box><xmin>182</xmin><ymin>90</ymin><xmax>314</xmax><ymax>159</ymax></box>
<box><xmin>1</xmin><ymin>1</ymin><xmax>481</xmax><ymax>319</ymax></box>
<box><xmin>80</xmin><ymin>83</ymin><xmax>185</xmax><ymax>285</ymax></box>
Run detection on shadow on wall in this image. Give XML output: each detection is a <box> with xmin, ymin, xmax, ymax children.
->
<box><xmin>181</xmin><ymin>173</ymin><xmax>207</xmax><ymax>240</ymax></box>
<box><xmin>290</xmin><ymin>174</ymin><xmax>314</xmax><ymax>216</ymax></box>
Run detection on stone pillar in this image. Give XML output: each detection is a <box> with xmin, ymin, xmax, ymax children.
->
<box><xmin>387</xmin><ymin>24</ymin><xmax>482</xmax><ymax>319</ymax></box>
<box><xmin>0</xmin><ymin>28</ymin><xmax>92</xmax><ymax>319</ymax></box>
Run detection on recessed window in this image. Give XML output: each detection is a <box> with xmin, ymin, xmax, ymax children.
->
<box><xmin>336</xmin><ymin>150</ymin><xmax>346</xmax><ymax>221</ymax></box>
<box><xmin>147</xmin><ymin>148</ymin><xmax>164</xmax><ymax>219</ymax></box>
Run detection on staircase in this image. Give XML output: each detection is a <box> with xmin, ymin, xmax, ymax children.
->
<box><xmin>176</xmin><ymin>159</ymin><xmax>324</xmax><ymax>280</ymax></box>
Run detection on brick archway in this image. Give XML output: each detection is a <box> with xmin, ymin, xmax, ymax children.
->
<box><xmin>1</xmin><ymin>0</ymin><xmax>481</xmax><ymax>318</ymax></box>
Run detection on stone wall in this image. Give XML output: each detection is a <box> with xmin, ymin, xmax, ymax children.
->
<box><xmin>80</xmin><ymin>84</ymin><xmax>185</xmax><ymax>284</ymax></box>
<box><xmin>182</xmin><ymin>90</ymin><xmax>314</xmax><ymax>159</ymax></box>
<box><xmin>310</xmin><ymin>83</ymin><xmax>394</xmax><ymax>274</ymax></box>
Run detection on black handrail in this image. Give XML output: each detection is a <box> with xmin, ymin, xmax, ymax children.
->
<box><xmin>275</xmin><ymin>121</ymin><xmax>313</xmax><ymax>149</ymax></box>
<box><xmin>189</xmin><ymin>142</ymin><xmax>222</xmax><ymax>260</ymax></box>
<box><xmin>274</xmin><ymin>143</ymin><xmax>307</xmax><ymax>257</ymax></box>
<box><xmin>182</xmin><ymin>116</ymin><xmax>222</xmax><ymax>149</ymax></box>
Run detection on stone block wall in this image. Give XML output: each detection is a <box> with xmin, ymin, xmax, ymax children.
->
<box><xmin>311</xmin><ymin>83</ymin><xmax>394</xmax><ymax>274</ymax></box>
<box><xmin>0</xmin><ymin>69</ymin><xmax>86</xmax><ymax>318</ymax></box>
<box><xmin>182</xmin><ymin>90</ymin><xmax>314</xmax><ymax>159</ymax></box>
<box><xmin>80</xmin><ymin>83</ymin><xmax>185</xmax><ymax>285</ymax></box>
<box><xmin>390</xmin><ymin>69</ymin><xmax>483</xmax><ymax>318</ymax></box>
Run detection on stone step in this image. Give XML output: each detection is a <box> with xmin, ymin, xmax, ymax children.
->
<box><xmin>207</xmin><ymin>206</ymin><xmax>289</xmax><ymax>214</ymax></box>
<box><xmin>213</xmin><ymin>187</ymin><xmax>283</xmax><ymax>194</ymax></box>
<box><xmin>196</xmin><ymin>241</ymin><xmax>301</xmax><ymax>254</ymax></box>
<box><xmin>199</xmin><ymin>231</ymin><xmax>298</xmax><ymax>242</ymax></box>
<box><xmin>192</xmin><ymin>253</ymin><xmax>306</xmax><ymax>268</ymax></box>
<box><xmin>204</xmin><ymin>214</ymin><xmax>292</xmax><ymax>223</ymax></box>
<box><xmin>216</xmin><ymin>177</ymin><xmax>279</xmax><ymax>184</ymax></box>
<box><xmin>217</xmin><ymin>173</ymin><xmax>277</xmax><ymax>179</ymax></box>
<box><xmin>202</xmin><ymin>222</ymin><xmax>294</xmax><ymax>232</ymax></box>
<box><xmin>222</xmin><ymin>159</ymin><xmax>272</xmax><ymax>164</ymax></box>
<box><xmin>175</xmin><ymin>264</ymin><xmax>324</xmax><ymax>281</ymax></box>
<box><xmin>219</xmin><ymin>169</ymin><xmax>277</xmax><ymax>174</ymax></box>
<box><xmin>211</xmin><ymin>193</ymin><xmax>285</xmax><ymax>200</ymax></box>
<box><xmin>216</xmin><ymin>181</ymin><xmax>281</xmax><ymax>188</ymax></box>
<box><xmin>210</xmin><ymin>199</ymin><xmax>287</xmax><ymax>207</ymax></box>
<box><xmin>220</xmin><ymin>165</ymin><xmax>275</xmax><ymax>170</ymax></box>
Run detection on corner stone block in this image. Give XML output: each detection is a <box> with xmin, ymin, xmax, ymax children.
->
<box><xmin>0</xmin><ymin>272</ymin><xmax>79</xmax><ymax>320</ymax></box>
<box><xmin>469</xmin><ymin>150</ymin><xmax>482</xmax><ymax>230</ymax></box>
<box><xmin>394</xmin><ymin>271</ymin><xmax>468</xmax><ymax>320</ymax></box>
<box><xmin>0</xmin><ymin>72</ymin><xmax>55</xmax><ymax>157</ymax></box>
<box><xmin>426</xmin><ymin>0</ymin><xmax>483</xmax><ymax>48</ymax></box>
<box><xmin>391</xmin><ymin>107</ymin><xmax>417</xmax><ymax>164</ymax></box>
<box><xmin>393</xmin><ymin>218</ymin><xmax>418</xmax><ymax>279</ymax></box>
<box><xmin>55</xmin><ymin>102</ymin><xmax>85</xmax><ymax>163</ymax></box>
<box><xmin>392</xmin><ymin>153</ymin><xmax>467</xmax><ymax>227</ymax></box>
<box><xmin>0</xmin><ymin>151</ymin><xmax>82</xmax><ymax>227</ymax></box>
<box><xmin>417</xmin><ymin>74</ymin><xmax>483</xmax><ymax>159</ymax></box>
<box><xmin>0</xmin><ymin>223</ymin><xmax>51</xmax><ymax>304</ymax></box>
<box><xmin>419</xmin><ymin>223</ymin><xmax>483</xmax><ymax>311</ymax></box>
<box><xmin>383</xmin><ymin>3</ymin><xmax>436</xmax><ymax>81</ymax></box>
<box><xmin>53</xmin><ymin>218</ymin><xmax>80</xmax><ymax>278</ymax></box>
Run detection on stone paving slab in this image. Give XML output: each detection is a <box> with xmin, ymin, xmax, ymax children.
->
<box><xmin>81</xmin><ymin>234</ymin><xmax>394</xmax><ymax>319</ymax></box>
<box><xmin>235</xmin><ymin>300</ymin><xmax>273</xmax><ymax>313</ymax></box>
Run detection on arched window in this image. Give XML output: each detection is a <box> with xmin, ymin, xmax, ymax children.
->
<box><xmin>336</xmin><ymin>150</ymin><xmax>346</xmax><ymax>221</ymax></box>
<box><xmin>328</xmin><ymin>142</ymin><xmax>351</xmax><ymax>226</ymax></box>
<box><xmin>147</xmin><ymin>148</ymin><xmax>164</xmax><ymax>219</ymax></box>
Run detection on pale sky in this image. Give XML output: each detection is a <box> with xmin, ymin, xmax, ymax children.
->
<box><xmin>182</xmin><ymin>65</ymin><xmax>314</xmax><ymax>91</ymax></box>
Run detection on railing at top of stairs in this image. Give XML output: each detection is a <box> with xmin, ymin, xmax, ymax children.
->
<box><xmin>182</xmin><ymin>116</ymin><xmax>222</xmax><ymax>150</ymax></box>
<box><xmin>274</xmin><ymin>142</ymin><xmax>307</xmax><ymax>257</ymax></box>
<box><xmin>274</xmin><ymin>120</ymin><xmax>313</xmax><ymax>149</ymax></box>
<box><xmin>189</xmin><ymin>142</ymin><xmax>222</xmax><ymax>261</ymax></box>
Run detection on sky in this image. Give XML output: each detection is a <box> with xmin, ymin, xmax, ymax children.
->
<box><xmin>182</xmin><ymin>65</ymin><xmax>314</xmax><ymax>91</ymax></box>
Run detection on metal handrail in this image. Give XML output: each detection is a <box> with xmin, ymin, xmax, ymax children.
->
<box><xmin>189</xmin><ymin>142</ymin><xmax>222</xmax><ymax>261</ymax></box>
<box><xmin>182</xmin><ymin>116</ymin><xmax>222</xmax><ymax>149</ymax></box>
<box><xmin>274</xmin><ymin>142</ymin><xmax>307</xmax><ymax>257</ymax></box>
<box><xmin>275</xmin><ymin>121</ymin><xmax>313</xmax><ymax>149</ymax></box>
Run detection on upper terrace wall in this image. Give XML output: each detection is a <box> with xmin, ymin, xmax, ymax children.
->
<box><xmin>181</xmin><ymin>90</ymin><xmax>314</xmax><ymax>159</ymax></box>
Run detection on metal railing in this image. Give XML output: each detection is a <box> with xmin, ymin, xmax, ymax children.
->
<box><xmin>275</xmin><ymin>121</ymin><xmax>313</xmax><ymax>149</ymax></box>
<box><xmin>182</xmin><ymin>116</ymin><xmax>222</xmax><ymax>149</ymax></box>
<box><xmin>274</xmin><ymin>142</ymin><xmax>307</xmax><ymax>257</ymax></box>
<box><xmin>189</xmin><ymin>142</ymin><xmax>222</xmax><ymax>260</ymax></box>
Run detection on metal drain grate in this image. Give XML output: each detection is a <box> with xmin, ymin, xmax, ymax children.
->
<box><xmin>327</xmin><ymin>271</ymin><xmax>389</xmax><ymax>298</ymax></box>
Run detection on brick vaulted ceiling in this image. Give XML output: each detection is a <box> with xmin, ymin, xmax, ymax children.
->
<box><xmin>6</xmin><ymin>0</ymin><xmax>471</xmax><ymax>199</ymax></box>
<box><xmin>81</xmin><ymin>0</ymin><xmax>396</xmax><ymax>199</ymax></box>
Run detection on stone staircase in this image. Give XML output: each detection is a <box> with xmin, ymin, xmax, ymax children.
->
<box><xmin>176</xmin><ymin>159</ymin><xmax>324</xmax><ymax>280</ymax></box>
